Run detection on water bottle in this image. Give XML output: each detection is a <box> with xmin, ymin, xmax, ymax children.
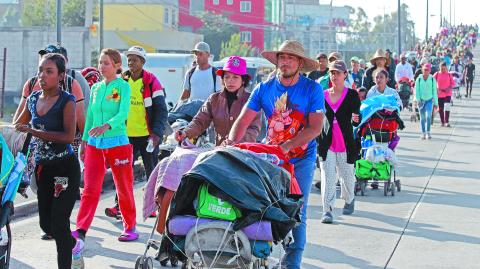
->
<box><xmin>363</xmin><ymin>135</ymin><xmax>373</xmax><ymax>158</ymax></box>
<box><xmin>0</xmin><ymin>228</ymin><xmax>8</xmax><ymax>246</ymax></box>
<box><xmin>146</xmin><ymin>138</ymin><xmax>154</xmax><ymax>153</ymax></box>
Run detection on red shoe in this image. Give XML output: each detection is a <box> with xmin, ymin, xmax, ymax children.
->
<box><xmin>105</xmin><ymin>206</ymin><xmax>122</xmax><ymax>220</ymax></box>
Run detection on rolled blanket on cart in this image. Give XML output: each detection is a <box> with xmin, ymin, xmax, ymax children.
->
<box><xmin>168</xmin><ymin>215</ymin><xmax>273</xmax><ymax>242</ymax></box>
<box><xmin>0</xmin><ymin>125</ymin><xmax>28</xmax><ymax>156</ymax></box>
<box><xmin>142</xmin><ymin>146</ymin><xmax>210</xmax><ymax>220</ymax></box>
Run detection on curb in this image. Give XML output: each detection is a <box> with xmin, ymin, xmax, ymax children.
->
<box><xmin>13</xmin><ymin>161</ymin><xmax>146</xmax><ymax>220</ymax></box>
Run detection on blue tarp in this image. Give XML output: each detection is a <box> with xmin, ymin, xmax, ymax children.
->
<box><xmin>0</xmin><ymin>135</ymin><xmax>15</xmax><ymax>188</ymax></box>
<box><xmin>354</xmin><ymin>95</ymin><xmax>400</xmax><ymax>138</ymax></box>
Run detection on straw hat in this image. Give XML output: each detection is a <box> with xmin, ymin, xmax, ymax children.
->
<box><xmin>370</xmin><ymin>49</ymin><xmax>388</xmax><ymax>65</ymax></box>
<box><xmin>261</xmin><ymin>40</ymin><xmax>319</xmax><ymax>72</ymax></box>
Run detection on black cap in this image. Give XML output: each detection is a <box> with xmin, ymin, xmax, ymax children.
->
<box><xmin>38</xmin><ymin>44</ymin><xmax>67</xmax><ymax>58</ymax></box>
<box><xmin>385</xmin><ymin>49</ymin><xmax>392</xmax><ymax>54</ymax></box>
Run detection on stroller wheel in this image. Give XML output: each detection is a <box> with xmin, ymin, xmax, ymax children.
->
<box><xmin>384</xmin><ymin>182</ymin><xmax>389</xmax><ymax>196</ymax></box>
<box><xmin>390</xmin><ymin>182</ymin><xmax>395</xmax><ymax>196</ymax></box>
<box><xmin>360</xmin><ymin>181</ymin><xmax>366</xmax><ymax>196</ymax></box>
<box><xmin>160</xmin><ymin>259</ymin><xmax>169</xmax><ymax>266</ymax></box>
<box><xmin>135</xmin><ymin>256</ymin><xmax>143</xmax><ymax>269</ymax></box>
<box><xmin>143</xmin><ymin>257</ymin><xmax>154</xmax><ymax>269</ymax></box>
<box><xmin>170</xmin><ymin>255</ymin><xmax>179</xmax><ymax>267</ymax></box>
<box><xmin>395</xmin><ymin>180</ymin><xmax>401</xmax><ymax>192</ymax></box>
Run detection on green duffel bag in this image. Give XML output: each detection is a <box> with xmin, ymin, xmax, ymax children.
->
<box><xmin>196</xmin><ymin>184</ymin><xmax>242</xmax><ymax>221</ymax></box>
<box><xmin>355</xmin><ymin>159</ymin><xmax>374</xmax><ymax>179</ymax></box>
<box><xmin>373</xmin><ymin>161</ymin><xmax>391</xmax><ymax>180</ymax></box>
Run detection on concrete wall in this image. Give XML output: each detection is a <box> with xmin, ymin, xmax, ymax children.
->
<box><xmin>0</xmin><ymin>27</ymin><xmax>91</xmax><ymax>97</ymax></box>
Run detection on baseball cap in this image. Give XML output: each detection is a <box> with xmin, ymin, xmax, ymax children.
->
<box><xmin>328</xmin><ymin>60</ymin><xmax>348</xmax><ymax>73</ymax></box>
<box><xmin>350</xmin><ymin>56</ymin><xmax>360</xmax><ymax>63</ymax></box>
<box><xmin>386</xmin><ymin>49</ymin><xmax>392</xmax><ymax>54</ymax></box>
<box><xmin>316</xmin><ymin>53</ymin><xmax>327</xmax><ymax>60</ymax></box>
<box><xmin>38</xmin><ymin>44</ymin><xmax>67</xmax><ymax>58</ymax></box>
<box><xmin>191</xmin><ymin>42</ymin><xmax>210</xmax><ymax>54</ymax></box>
<box><xmin>328</xmin><ymin>52</ymin><xmax>342</xmax><ymax>61</ymax></box>
<box><xmin>124</xmin><ymin>46</ymin><xmax>147</xmax><ymax>61</ymax></box>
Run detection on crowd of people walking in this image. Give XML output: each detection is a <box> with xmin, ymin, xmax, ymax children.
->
<box><xmin>8</xmin><ymin>23</ymin><xmax>478</xmax><ymax>269</ymax></box>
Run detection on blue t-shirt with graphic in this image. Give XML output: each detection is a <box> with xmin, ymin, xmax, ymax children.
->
<box><xmin>247</xmin><ymin>75</ymin><xmax>325</xmax><ymax>163</ymax></box>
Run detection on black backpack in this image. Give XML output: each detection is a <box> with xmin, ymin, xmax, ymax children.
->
<box><xmin>186</xmin><ymin>66</ymin><xmax>218</xmax><ymax>93</ymax></box>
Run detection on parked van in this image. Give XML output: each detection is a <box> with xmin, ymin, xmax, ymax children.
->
<box><xmin>122</xmin><ymin>53</ymin><xmax>195</xmax><ymax>106</ymax></box>
<box><xmin>212</xmin><ymin>57</ymin><xmax>276</xmax><ymax>91</ymax></box>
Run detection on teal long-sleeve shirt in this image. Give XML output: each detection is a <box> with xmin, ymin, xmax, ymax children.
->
<box><xmin>415</xmin><ymin>75</ymin><xmax>438</xmax><ymax>106</ymax></box>
<box><xmin>82</xmin><ymin>77</ymin><xmax>131</xmax><ymax>141</ymax></box>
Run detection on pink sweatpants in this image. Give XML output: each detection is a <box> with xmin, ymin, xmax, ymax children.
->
<box><xmin>76</xmin><ymin>144</ymin><xmax>136</xmax><ymax>232</ymax></box>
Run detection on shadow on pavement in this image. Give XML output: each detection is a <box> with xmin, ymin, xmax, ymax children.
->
<box><xmin>9</xmin><ymin>258</ymin><xmax>36</xmax><ymax>269</ymax></box>
<box><xmin>82</xmin><ymin>235</ymin><xmax>139</xmax><ymax>263</ymax></box>
<box><xmin>339</xmin><ymin>209</ymin><xmax>480</xmax><ymax>246</ymax></box>
<box><xmin>303</xmin><ymin>243</ymin><xmax>384</xmax><ymax>269</ymax></box>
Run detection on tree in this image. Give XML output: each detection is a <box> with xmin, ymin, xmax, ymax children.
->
<box><xmin>21</xmin><ymin>0</ymin><xmax>98</xmax><ymax>27</ymax></box>
<box><xmin>220</xmin><ymin>34</ymin><xmax>257</xmax><ymax>59</ymax></box>
<box><xmin>1</xmin><ymin>6</ymin><xmax>20</xmax><ymax>27</ymax></box>
<box><xmin>197</xmin><ymin>12</ymin><xmax>238</xmax><ymax>60</ymax></box>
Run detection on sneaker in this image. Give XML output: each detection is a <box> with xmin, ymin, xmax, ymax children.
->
<box><xmin>105</xmin><ymin>206</ymin><xmax>122</xmax><ymax>220</ymax></box>
<box><xmin>118</xmin><ymin>229</ymin><xmax>139</xmax><ymax>242</ymax></box>
<box><xmin>343</xmin><ymin>199</ymin><xmax>355</xmax><ymax>215</ymax></box>
<box><xmin>446</xmin><ymin>123</ymin><xmax>451</xmax><ymax>127</ymax></box>
<box><xmin>441</xmin><ymin>123</ymin><xmax>445</xmax><ymax>127</ymax></box>
<box><xmin>40</xmin><ymin>232</ymin><xmax>53</xmax><ymax>240</ymax></box>
<box><xmin>149</xmin><ymin>211</ymin><xmax>157</xmax><ymax>218</ymax></box>
<box><xmin>371</xmin><ymin>182</ymin><xmax>379</xmax><ymax>189</ymax></box>
<box><xmin>321</xmin><ymin>212</ymin><xmax>333</xmax><ymax>224</ymax></box>
<box><xmin>426</xmin><ymin>133</ymin><xmax>432</xmax><ymax>140</ymax></box>
<box><xmin>420</xmin><ymin>133</ymin><xmax>426</xmax><ymax>140</ymax></box>
<box><xmin>72</xmin><ymin>238</ymin><xmax>85</xmax><ymax>269</ymax></box>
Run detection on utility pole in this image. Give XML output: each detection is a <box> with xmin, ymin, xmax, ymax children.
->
<box><xmin>99</xmin><ymin>0</ymin><xmax>104</xmax><ymax>50</ymax></box>
<box><xmin>56</xmin><ymin>0</ymin><xmax>61</xmax><ymax>44</ymax></box>
<box><xmin>329</xmin><ymin>0</ymin><xmax>333</xmax><ymax>52</ymax></box>
<box><xmin>398</xmin><ymin>0</ymin><xmax>401</xmax><ymax>55</ymax></box>
<box><xmin>449</xmin><ymin>0</ymin><xmax>451</xmax><ymax>26</ymax></box>
<box><xmin>85</xmin><ymin>0</ymin><xmax>93</xmax><ymax>27</ymax></box>
<box><xmin>440</xmin><ymin>0</ymin><xmax>442</xmax><ymax>27</ymax></box>
<box><xmin>453</xmin><ymin>0</ymin><xmax>455</xmax><ymax>26</ymax></box>
<box><xmin>426</xmin><ymin>0</ymin><xmax>429</xmax><ymax>41</ymax></box>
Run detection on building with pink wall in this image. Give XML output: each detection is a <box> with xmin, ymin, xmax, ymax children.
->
<box><xmin>179</xmin><ymin>0</ymin><xmax>267</xmax><ymax>52</ymax></box>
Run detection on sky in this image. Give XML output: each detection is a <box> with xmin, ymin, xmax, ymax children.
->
<box><xmin>322</xmin><ymin>0</ymin><xmax>479</xmax><ymax>40</ymax></box>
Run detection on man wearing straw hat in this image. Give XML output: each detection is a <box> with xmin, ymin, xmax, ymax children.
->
<box><xmin>225</xmin><ymin>40</ymin><xmax>325</xmax><ymax>269</ymax></box>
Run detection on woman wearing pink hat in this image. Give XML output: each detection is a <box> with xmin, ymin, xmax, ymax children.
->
<box><xmin>175</xmin><ymin>56</ymin><xmax>261</xmax><ymax>145</ymax></box>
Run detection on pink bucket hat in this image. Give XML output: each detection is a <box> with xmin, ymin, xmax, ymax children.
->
<box><xmin>216</xmin><ymin>56</ymin><xmax>250</xmax><ymax>78</ymax></box>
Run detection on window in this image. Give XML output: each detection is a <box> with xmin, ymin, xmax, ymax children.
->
<box><xmin>227</xmin><ymin>0</ymin><xmax>233</xmax><ymax>5</ymax></box>
<box><xmin>172</xmin><ymin>9</ymin><xmax>177</xmax><ymax>26</ymax></box>
<box><xmin>240</xmin><ymin>1</ymin><xmax>251</xmax><ymax>13</ymax></box>
<box><xmin>164</xmin><ymin>8</ymin><xmax>170</xmax><ymax>25</ymax></box>
<box><xmin>190</xmin><ymin>0</ymin><xmax>204</xmax><ymax>15</ymax></box>
<box><xmin>240</xmin><ymin>31</ymin><xmax>252</xmax><ymax>42</ymax></box>
<box><xmin>213</xmin><ymin>0</ymin><xmax>219</xmax><ymax>5</ymax></box>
